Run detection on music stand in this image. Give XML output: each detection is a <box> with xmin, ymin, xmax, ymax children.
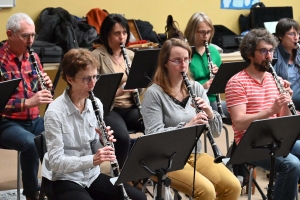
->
<box><xmin>207</xmin><ymin>61</ymin><xmax>248</xmax><ymax>95</ymax></box>
<box><xmin>93</xmin><ymin>73</ymin><xmax>123</xmax><ymax>116</ymax></box>
<box><xmin>207</xmin><ymin>58</ymin><xmax>278</xmax><ymax>95</ymax></box>
<box><xmin>0</xmin><ymin>79</ymin><xmax>21</xmax><ymax>111</ymax></box>
<box><xmin>228</xmin><ymin>115</ymin><xmax>300</xmax><ymax>200</ymax></box>
<box><xmin>111</xmin><ymin>125</ymin><xmax>205</xmax><ymax>200</ymax></box>
<box><xmin>124</xmin><ymin>48</ymin><xmax>160</xmax><ymax>89</ymax></box>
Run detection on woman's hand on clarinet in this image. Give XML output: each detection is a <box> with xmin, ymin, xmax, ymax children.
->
<box><xmin>116</xmin><ymin>82</ymin><xmax>136</xmax><ymax>97</ymax></box>
<box><xmin>194</xmin><ymin>97</ymin><xmax>214</xmax><ymax>116</ymax></box>
<box><xmin>212</xmin><ymin>65</ymin><xmax>218</xmax><ymax>74</ymax></box>
<box><xmin>202</xmin><ymin>78</ymin><xmax>213</xmax><ymax>89</ymax></box>
<box><xmin>95</xmin><ymin>126</ymin><xmax>116</xmax><ymax>144</ymax></box>
<box><xmin>93</xmin><ymin>146</ymin><xmax>116</xmax><ymax>165</ymax></box>
<box><xmin>186</xmin><ymin>112</ymin><xmax>209</xmax><ymax>127</ymax></box>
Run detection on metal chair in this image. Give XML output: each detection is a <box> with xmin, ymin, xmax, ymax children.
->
<box><xmin>34</xmin><ymin>132</ymin><xmax>56</xmax><ymax>200</ymax></box>
<box><xmin>0</xmin><ymin>145</ymin><xmax>21</xmax><ymax>200</ymax></box>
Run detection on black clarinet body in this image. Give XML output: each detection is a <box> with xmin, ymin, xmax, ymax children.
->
<box><xmin>267</xmin><ymin>62</ymin><xmax>298</xmax><ymax>115</ymax></box>
<box><xmin>27</xmin><ymin>46</ymin><xmax>51</xmax><ymax>92</ymax></box>
<box><xmin>181</xmin><ymin>72</ymin><xmax>225</xmax><ymax>163</ymax></box>
<box><xmin>89</xmin><ymin>91</ymin><xmax>130</xmax><ymax>200</ymax></box>
<box><xmin>120</xmin><ymin>43</ymin><xmax>144</xmax><ymax>129</ymax></box>
<box><xmin>204</xmin><ymin>41</ymin><xmax>226</xmax><ymax>119</ymax></box>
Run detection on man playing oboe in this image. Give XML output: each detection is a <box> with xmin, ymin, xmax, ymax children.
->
<box><xmin>225</xmin><ymin>28</ymin><xmax>300</xmax><ymax>200</ymax></box>
<box><xmin>42</xmin><ymin>48</ymin><xmax>146</xmax><ymax>200</ymax></box>
<box><xmin>0</xmin><ymin>13</ymin><xmax>53</xmax><ymax>200</ymax></box>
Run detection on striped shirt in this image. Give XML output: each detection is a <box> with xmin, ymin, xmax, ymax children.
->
<box><xmin>0</xmin><ymin>41</ymin><xmax>43</xmax><ymax>120</ymax></box>
<box><xmin>225</xmin><ymin>69</ymin><xmax>280</xmax><ymax>144</ymax></box>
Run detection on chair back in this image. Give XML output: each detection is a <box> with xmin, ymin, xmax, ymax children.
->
<box><xmin>34</xmin><ymin>132</ymin><xmax>47</xmax><ymax>163</ymax></box>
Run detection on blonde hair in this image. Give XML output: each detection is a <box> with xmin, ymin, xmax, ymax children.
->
<box><xmin>184</xmin><ymin>12</ymin><xmax>215</xmax><ymax>45</ymax></box>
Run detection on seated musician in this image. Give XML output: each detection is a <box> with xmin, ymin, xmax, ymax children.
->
<box><xmin>225</xmin><ymin>28</ymin><xmax>300</xmax><ymax>200</ymax></box>
<box><xmin>141</xmin><ymin>38</ymin><xmax>241</xmax><ymax>200</ymax></box>
<box><xmin>92</xmin><ymin>14</ymin><xmax>144</xmax><ymax>169</ymax></box>
<box><xmin>0</xmin><ymin>13</ymin><xmax>53</xmax><ymax>200</ymax></box>
<box><xmin>184</xmin><ymin>12</ymin><xmax>230</xmax><ymax>121</ymax></box>
<box><xmin>42</xmin><ymin>48</ymin><xmax>146</xmax><ymax>200</ymax></box>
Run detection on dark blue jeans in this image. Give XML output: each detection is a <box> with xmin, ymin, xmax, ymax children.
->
<box><xmin>251</xmin><ymin>153</ymin><xmax>300</xmax><ymax>200</ymax></box>
<box><xmin>0</xmin><ymin>117</ymin><xmax>44</xmax><ymax>196</ymax></box>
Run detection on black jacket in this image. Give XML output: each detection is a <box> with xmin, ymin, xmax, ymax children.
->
<box><xmin>36</xmin><ymin>7</ymin><xmax>98</xmax><ymax>53</ymax></box>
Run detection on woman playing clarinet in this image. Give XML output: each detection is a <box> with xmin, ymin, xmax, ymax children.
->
<box><xmin>42</xmin><ymin>48</ymin><xmax>146</xmax><ymax>200</ymax></box>
<box><xmin>141</xmin><ymin>38</ymin><xmax>240</xmax><ymax>200</ymax></box>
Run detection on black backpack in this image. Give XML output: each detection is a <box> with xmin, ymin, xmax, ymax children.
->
<box><xmin>239</xmin><ymin>2</ymin><xmax>266</xmax><ymax>33</ymax></box>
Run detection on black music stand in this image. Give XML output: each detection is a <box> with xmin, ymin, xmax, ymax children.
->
<box><xmin>228</xmin><ymin>115</ymin><xmax>300</xmax><ymax>200</ymax></box>
<box><xmin>207</xmin><ymin>58</ymin><xmax>278</xmax><ymax>95</ymax></box>
<box><xmin>93</xmin><ymin>73</ymin><xmax>123</xmax><ymax>116</ymax></box>
<box><xmin>207</xmin><ymin>61</ymin><xmax>248</xmax><ymax>95</ymax></box>
<box><xmin>124</xmin><ymin>48</ymin><xmax>160</xmax><ymax>89</ymax></box>
<box><xmin>0</xmin><ymin>79</ymin><xmax>21</xmax><ymax>111</ymax></box>
<box><xmin>111</xmin><ymin>125</ymin><xmax>205</xmax><ymax>200</ymax></box>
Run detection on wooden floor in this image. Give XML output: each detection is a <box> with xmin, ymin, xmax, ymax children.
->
<box><xmin>0</xmin><ymin>124</ymin><xmax>298</xmax><ymax>199</ymax></box>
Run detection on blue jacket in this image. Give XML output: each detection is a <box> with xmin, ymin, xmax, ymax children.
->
<box><xmin>274</xmin><ymin>42</ymin><xmax>300</xmax><ymax>110</ymax></box>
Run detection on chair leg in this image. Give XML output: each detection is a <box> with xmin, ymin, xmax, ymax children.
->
<box><xmin>222</xmin><ymin>125</ymin><xmax>230</xmax><ymax>151</ymax></box>
<box><xmin>17</xmin><ymin>151</ymin><xmax>21</xmax><ymax>200</ymax></box>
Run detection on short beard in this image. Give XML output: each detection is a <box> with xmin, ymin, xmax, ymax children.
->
<box><xmin>253</xmin><ymin>60</ymin><xmax>269</xmax><ymax>72</ymax></box>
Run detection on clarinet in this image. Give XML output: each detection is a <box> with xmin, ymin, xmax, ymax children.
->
<box><xmin>204</xmin><ymin>41</ymin><xmax>226</xmax><ymax>119</ymax></box>
<box><xmin>27</xmin><ymin>46</ymin><xmax>52</xmax><ymax>92</ymax></box>
<box><xmin>89</xmin><ymin>91</ymin><xmax>130</xmax><ymax>200</ymax></box>
<box><xmin>181</xmin><ymin>72</ymin><xmax>225</xmax><ymax>163</ymax></box>
<box><xmin>120</xmin><ymin>43</ymin><xmax>144</xmax><ymax>129</ymax></box>
<box><xmin>295</xmin><ymin>42</ymin><xmax>300</xmax><ymax>50</ymax></box>
<box><xmin>267</xmin><ymin>62</ymin><xmax>297</xmax><ymax>115</ymax></box>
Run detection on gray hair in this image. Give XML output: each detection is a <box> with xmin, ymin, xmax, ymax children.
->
<box><xmin>6</xmin><ymin>13</ymin><xmax>34</xmax><ymax>32</ymax></box>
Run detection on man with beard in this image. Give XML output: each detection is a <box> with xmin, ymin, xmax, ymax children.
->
<box><xmin>225</xmin><ymin>28</ymin><xmax>300</xmax><ymax>200</ymax></box>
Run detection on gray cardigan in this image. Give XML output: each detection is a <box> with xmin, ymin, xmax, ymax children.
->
<box><xmin>141</xmin><ymin>82</ymin><xmax>222</xmax><ymax>153</ymax></box>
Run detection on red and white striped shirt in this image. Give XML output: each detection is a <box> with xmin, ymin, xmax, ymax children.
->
<box><xmin>225</xmin><ymin>69</ymin><xmax>280</xmax><ymax>144</ymax></box>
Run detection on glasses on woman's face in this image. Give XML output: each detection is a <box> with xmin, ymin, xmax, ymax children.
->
<box><xmin>81</xmin><ymin>75</ymin><xmax>100</xmax><ymax>84</ymax></box>
<box><xmin>286</xmin><ymin>32</ymin><xmax>300</xmax><ymax>37</ymax></box>
<box><xmin>255</xmin><ymin>48</ymin><xmax>275</xmax><ymax>56</ymax></box>
<box><xmin>196</xmin><ymin>30</ymin><xmax>212</xmax><ymax>36</ymax></box>
<box><xmin>168</xmin><ymin>58</ymin><xmax>191</xmax><ymax>65</ymax></box>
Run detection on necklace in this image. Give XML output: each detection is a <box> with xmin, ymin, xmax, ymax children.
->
<box><xmin>112</xmin><ymin>54</ymin><xmax>122</xmax><ymax>58</ymax></box>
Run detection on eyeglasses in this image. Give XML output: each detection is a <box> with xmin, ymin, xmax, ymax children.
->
<box><xmin>286</xmin><ymin>32</ymin><xmax>300</xmax><ymax>37</ymax></box>
<box><xmin>81</xmin><ymin>75</ymin><xmax>100</xmax><ymax>84</ymax></box>
<box><xmin>113</xmin><ymin>31</ymin><xmax>127</xmax><ymax>37</ymax></box>
<box><xmin>168</xmin><ymin>58</ymin><xmax>191</xmax><ymax>65</ymax></box>
<box><xmin>196</xmin><ymin>30</ymin><xmax>212</xmax><ymax>36</ymax></box>
<box><xmin>255</xmin><ymin>48</ymin><xmax>275</xmax><ymax>56</ymax></box>
<box><xmin>12</xmin><ymin>30</ymin><xmax>38</xmax><ymax>40</ymax></box>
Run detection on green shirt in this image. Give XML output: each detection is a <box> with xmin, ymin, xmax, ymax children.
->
<box><xmin>189</xmin><ymin>45</ymin><xmax>222</xmax><ymax>102</ymax></box>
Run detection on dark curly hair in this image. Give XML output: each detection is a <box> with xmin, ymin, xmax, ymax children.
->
<box><xmin>239</xmin><ymin>28</ymin><xmax>278</xmax><ymax>63</ymax></box>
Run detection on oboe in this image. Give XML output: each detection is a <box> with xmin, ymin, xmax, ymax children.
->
<box><xmin>204</xmin><ymin>41</ymin><xmax>226</xmax><ymax>119</ymax></box>
<box><xmin>27</xmin><ymin>46</ymin><xmax>52</xmax><ymax>91</ymax></box>
<box><xmin>181</xmin><ymin>72</ymin><xmax>225</xmax><ymax>163</ymax></box>
<box><xmin>267</xmin><ymin>62</ymin><xmax>297</xmax><ymax>115</ymax></box>
<box><xmin>120</xmin><ymin>43</ymin><xmax>144</xmax><ymax>129</ymax></box>
<box><xmin>89</xmin><ymin>91</ymin><xmax>130</xmax><ymax>200</ymax></box>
